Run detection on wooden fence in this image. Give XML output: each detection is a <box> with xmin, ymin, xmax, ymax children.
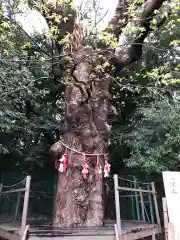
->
<box><xmin>0</xmin><ymin>175</ymin><xmax>31</xmax><ymax>237</ymax></box>
<box><xmin>114</xmin><ymin>174</ymin><xmax>161</xmax><ymax>236</ymax></box>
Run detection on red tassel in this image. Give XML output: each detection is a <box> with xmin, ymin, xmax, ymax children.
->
<box><xmin>54</xmin><ymin>159</ymin><xmax>59</xmax><ymax>170</ymax></box>
<box><xmin>82</xmin><ymin>153</ymin><xmax>89</xmax><ymax>179</ymax></box>
<box><xmin>63</xmin><ymin>150</ymin><xmax>68</xmax><ymax>172</ymax></box>
<box><xmin>104</xmin><ymin>154</ymin><xmax>110</xmax><ymax>177</ymax></box>
<box><xmin>97</xmin><ymin>155</ymin><xmax>102</xmax><ymax>178</ymax></box>
<box><xmin>58</xmin><ymin>148</ymin><xmax>69</xmax><ymax>172</ymax></box>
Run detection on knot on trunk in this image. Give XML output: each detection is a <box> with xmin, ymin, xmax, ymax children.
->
<box><xmin>72</xmin><ymin>187</ymin><xmax>89</xmax><ymax>204</ymax></box>
<box><xmin>49</xmin><ymin>141</ymin><xmax>65</xmax><ymax>159</ymax></box>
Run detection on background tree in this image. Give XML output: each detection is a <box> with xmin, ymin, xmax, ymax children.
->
<box><xmin>110</xmin><ymin>2</ymin><xmax>180</xmax><ymax>174</ymax></box>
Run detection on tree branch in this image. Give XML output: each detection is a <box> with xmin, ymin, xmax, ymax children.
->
<box><xmin>113</xmin><ymin>0</ymin><xmax>167</xmax><ymax>71</ymax></box>
<box><xmin>40</xmin><ymin>0</ymin><xmax>76</xmax><ymax>51</ymax></box>
<box><xmin>104</xmin><ymin>0</ymin><xmax>132</xmax><ymax>39</ymax></box>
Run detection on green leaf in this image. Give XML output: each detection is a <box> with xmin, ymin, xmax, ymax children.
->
<box><xmin>151</xmin><ymin>19</ymin><xmax>157</xmax><ymax>25</ymax></box>
<box><xmin>1</xmin><ymin>22</ymin><xmax>10</xmax><ymax>29</ymax></box>
<box><xmin>23</xmin><ymin>42</ymin><xmax>32</xmax><ymax>48</ymax></box>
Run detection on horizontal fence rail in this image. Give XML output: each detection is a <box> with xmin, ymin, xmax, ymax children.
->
<box><xmin>0</xmin><ymin>188</ymin><xmax>26</xmax><ymax>195</ymax></box>
<box><xmin>117</xmin><ymin>186</ymin><xmax>156</xmax><ymax>194</ymax></box>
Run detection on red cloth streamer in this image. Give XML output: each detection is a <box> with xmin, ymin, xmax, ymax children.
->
<box><xmin>97</xmin><ymin>155</ymin><xmax>102</xmax><ymax>178</ymax></box>
<box><xmin>104</xmin><ymin>154</ymin><xmax>110</xmax><ymax>177</ymax></box>
<box><xmin>63</xmin><ymin>149</ymin><xmax>68</xmax><ymax>172</ymax></box>
<box><xmin>54</xmin><ymin>159</ymin><xmax>59</xmax><ymax>170</ymax></box>
<box><xmin>82</xmin><ymin>153</ymin><xmax>89</xmax><ymax>179</ymax></box>
<box><xmin>57</xmin><ymin>148</ymin><xmax>69</xmax><ymax>172</ymax></box>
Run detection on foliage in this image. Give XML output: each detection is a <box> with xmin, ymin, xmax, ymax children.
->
<box><xmin>109</xmin><ymin>0</ymin><xmax>180</xmax><ymax>174</ymax></box>
<box><xmin>124</xmin><ymin>95</ymin><xmax>180</xmax><ymax>173</ymax></box>
<box><xmin>0</xmin><ymin>1</ymin><xmax>65</xmax><ymax>173</ymax></box>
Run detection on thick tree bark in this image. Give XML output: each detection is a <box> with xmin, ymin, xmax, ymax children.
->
<box><xmin>52</xmin><ymin>46</ymin><xmax>111</xmax><ymax>227</ymax></box>
<box><xmin>49</xmin><ymin>0</ymin><xmax>167</xmax><ymax>228</ymax></box>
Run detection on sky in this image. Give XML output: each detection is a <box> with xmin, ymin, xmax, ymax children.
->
<box><xmin>13</xmin><ymin>0</ymin><xmax>119</xmax><ymax>36</ymax></box>
<box><xmin>76</xmin><ymin>0</ymin><xmax>118</xmax><ymax>30</ymax></box>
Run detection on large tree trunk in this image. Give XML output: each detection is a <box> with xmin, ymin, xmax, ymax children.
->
<box><xmin>52</xmin><ymin>46</ymin><xmax>111</xmax><ymax>227</ymax></box>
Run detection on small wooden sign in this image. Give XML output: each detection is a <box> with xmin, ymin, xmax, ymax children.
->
<box><xmin>163</xmin><ymin>171</ymin><xmax>180</xmax><ymax>233</ymax></box>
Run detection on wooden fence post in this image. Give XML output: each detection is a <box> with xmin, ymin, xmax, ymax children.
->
<box><xmin>114</xmin><ymin>174</ymin><xmax>121</xmax><ymax>236</ymax></box>
<box><xmin>148</xmin><ymin>184</ymin><xmax>154</xmax><ymax>224</ymax></box>
<box><xmin>14</xmin><ymin>192</ymin><xmax>21</xmax><ymax>221</ymax></box>
<box><xmin>162</xmin><ymin>198</ymin><xmax>168</xmax><ymax>240</ymax></box>
<box><xmin>130</xmin><ymin>181</ymin><xmax>135</xmax><ymax>220</ymax></box>
<box><xmin>21</xmin><ymin>225</ymin><xmax>30</xmax><ymax>240</ymax></box>
<box><xmin>151</xmin><ymin>182</ymin><xmax>161</xmax><ymax>232</ymax></box>
<box><xmin>20</xmin><ymin>176</ymin><xmax>31</xmax><ymax>236</ymax></box>
<box><xmin>139</xmin><ymin>189</ymin><xmax>145</xmax><ymax>221</ymax></box>
<box><xmin>133</xmin><ymin>177</ymin><xmax>140</xmax><ymax>220</ymax></box>
<box><xmin>114</xmin><ymin>224</ymin><xmax>120</xmax><ymax>240</ymax></box>
<box><xmin>0</xmin><ymin>183</ymin><xmax>3</xmax><ymax>192</ymax></box>
<box><xmin>0</xmin><ymin>183</ymin><xmax>2</xmax><ymax>207</ymax></box>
